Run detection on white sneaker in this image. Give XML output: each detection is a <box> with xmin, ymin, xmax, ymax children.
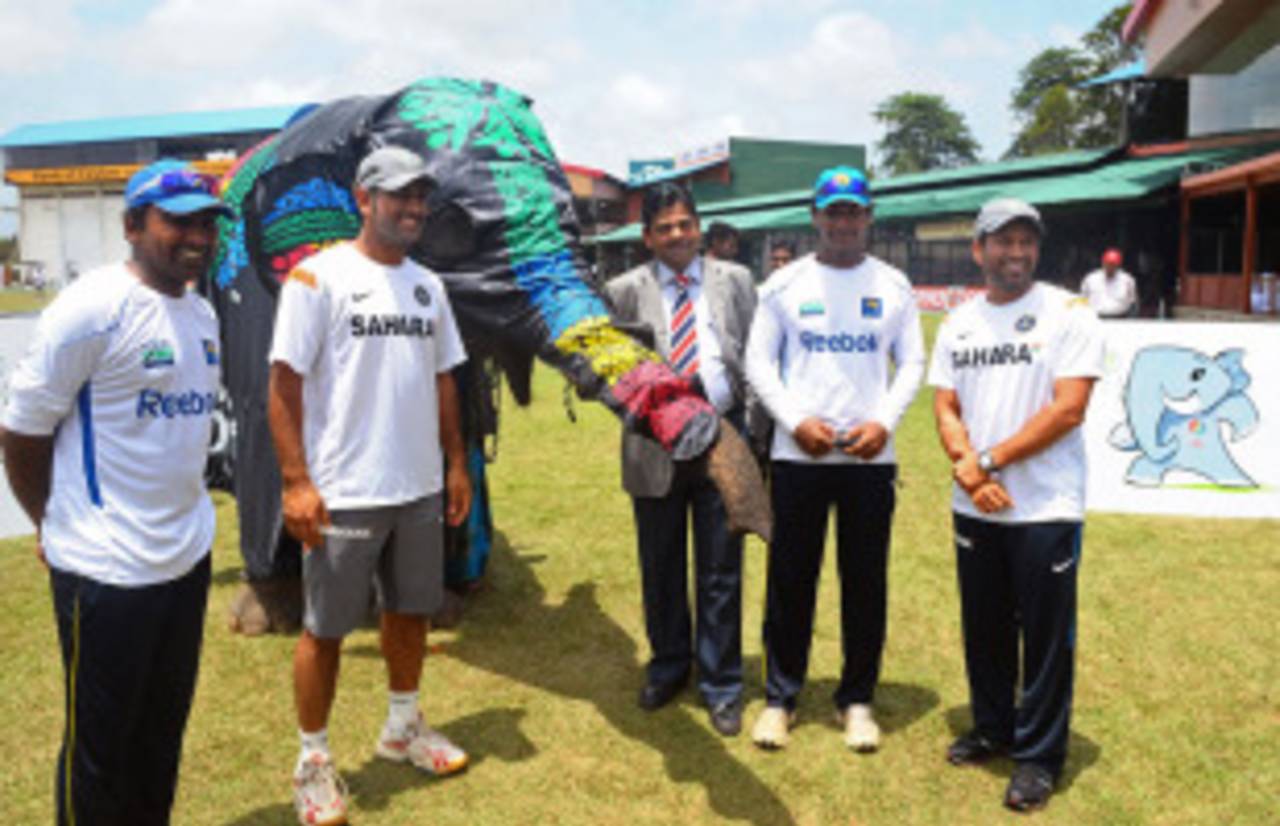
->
<box><xmin>292</xmin><ymin>752</ymin><xmax>349</xmax><ymax>826</ymax></box>
<box><xmin>839</xmin><ymin>703</ymin><xmax>881</xmax><ymax>753</ymax></box>
<box><xmin>375</xmin><ymin>713</ymin><xmax>469</xmax><ymax>776</ymax></box>
<box><xmin>751</xmin><ymin>706</ymin><xmax>796</xmax><ymax>750</ymax></box>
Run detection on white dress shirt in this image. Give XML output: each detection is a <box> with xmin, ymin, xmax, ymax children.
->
<box><xmin>655</xmin><ymin>258</ymin><xmax>734</xmax><ymax>413</ymax></box>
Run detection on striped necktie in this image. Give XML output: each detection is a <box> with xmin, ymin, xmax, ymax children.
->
<box><xmin>669</xmin><ymin>273</ymin><xmax>699</xmax><ymax>377</ymax></box>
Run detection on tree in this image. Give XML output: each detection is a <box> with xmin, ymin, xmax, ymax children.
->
<box><xmin>1005</xmin><ymin>3</ymin><xmax>1138</xmax><ymax>157</ymax></box>
<box><xmin>1007</xmin><ymin>85</ymin><xmax>1079</xmax><ymax>157</ymax></box>
<box><xmin>873</xmin><ymin>92</ymin><xmax>981</xmax><ymax>176</ymax></box>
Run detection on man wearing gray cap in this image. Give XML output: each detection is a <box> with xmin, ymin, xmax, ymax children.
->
<box><xmin>927</xmin><ymin>197</ymin><xmax>1103</xmax><ymax>812</ymax></box>
<box><xmin>268</xmin><ymin>145</ymin><xmax>472</xmax><ymax>825</ymax></box>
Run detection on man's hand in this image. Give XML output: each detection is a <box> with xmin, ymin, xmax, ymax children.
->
<box><xmin>282</xmin><ymin>479</ymin><xmax>330</xmax><ymax>551</ymax></box>
<box><xmin>793</xmin><ymin>418</ymin><xmax>836</xmax><ymax>458</ymax></box>
<box><xmin>839</xmin><ymin>421</ymin><xmax>889</xmax><ymax>460</ymax></box>
<box><xmin>952</xmin><ymin>450</ymin><xmax>988</xmax><ymax>493</ymax></box>
<box><xmin>35</xmin><ymin>533</ymin><xmax>47</xmax><ymax>569</ymax></box>
<box><xmin>970</xmin><ymin>480</ymin><xmax>1014</xmax><ymax>514</ymax></box>
<box><xmin>445</xmin><ymin>463</ymin><xmax>472</xmax><ymax>527</ymax></box>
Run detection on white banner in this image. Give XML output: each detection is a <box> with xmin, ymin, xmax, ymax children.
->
<box><xmin>1085</xmin><ymin>320</ymin><xmax>1280</xmax><ymax>519</ymax></box>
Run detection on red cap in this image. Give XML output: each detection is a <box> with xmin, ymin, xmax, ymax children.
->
<box><xmin>1102</xmin><ymin>248</ymin><xmax>1123</xmax><ymax>266</ymax></box>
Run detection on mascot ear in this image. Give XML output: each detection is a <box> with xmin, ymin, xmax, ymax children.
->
<box><xmin>1126</xmin><ymin>347</ymin><xmax>1178</xmax><ymax>462</ymax></box>
<box><xmin>1214</xmin><ymin>348</ymin><xmax>1250</xmax><ymax>393</ymax></box>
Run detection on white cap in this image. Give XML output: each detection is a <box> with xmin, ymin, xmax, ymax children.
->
<box><xmin>974</xmin><ymin>197</ymin><xmax>1044</xmax><ymax>239</ymax></box>
<box><xmin>355</xmin><ymin>145</ymin><xmax>434</xmax><ymax>192</ymax></box>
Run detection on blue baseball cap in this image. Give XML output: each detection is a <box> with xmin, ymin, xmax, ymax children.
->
<box><xmin>813</xmin><ymin>166</ymin><xmax>871</xmax><ymax>210</ymax></box>
<box><xmin>125</xmin><ymin>159</ymin><xmax>232</xmax><ymax>218</ymax></box>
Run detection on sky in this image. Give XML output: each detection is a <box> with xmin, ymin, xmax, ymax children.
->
<box><xmin>0</xmin><ymin>0</ymin><xmax>1127</xmax><ymax>235</ymax></box>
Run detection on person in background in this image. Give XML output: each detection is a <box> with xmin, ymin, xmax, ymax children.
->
<box><xmin>767</xmin><ymin>239</ymin><xmax>797</xmax><ymax>276</ymax></box>
<box><xmin>705</xmin><ymin>220</ymin><xmax>742</xmax><ymax>263</ymax></box>
<box><xmin>1079</xmin><ymin>248</ymin><xmax>1136</xmax><ymax>318</ymax></box>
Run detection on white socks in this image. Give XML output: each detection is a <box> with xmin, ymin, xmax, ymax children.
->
<box><xmin>296</xmin><ymin>690</ymin><xmax>420</xmax><ymax>772</ymax></box>
<box><xmin>297</xmin><ymin>728</ymin><xmax>330</xmax><ymax>771</ymax></box>
<box><xmin>387</xmin><ymin>690</ymin><xmax>420</xmax><ymax>733</ymax></box>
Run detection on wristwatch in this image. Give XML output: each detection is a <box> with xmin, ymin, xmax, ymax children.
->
<box><xmin>977</xmin><ymin>450</ymin><xmax>999</xmax><ymax>474</ymax></box>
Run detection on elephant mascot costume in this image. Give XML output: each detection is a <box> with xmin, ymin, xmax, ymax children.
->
<box><xmin>204</xmin><ymin>77</ymin><xmax>770</xmax><ymax>633</ymax></box>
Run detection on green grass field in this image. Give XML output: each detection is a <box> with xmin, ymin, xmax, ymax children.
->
<box><xmin>1</xmin><ymin>315</ymin><xmax>1276</xmax><ymax>824</ymax></box>
<box><xmin>0</xmin><ymin>287</ymin><xmax>54</xmax><ymax>314</ymax></box>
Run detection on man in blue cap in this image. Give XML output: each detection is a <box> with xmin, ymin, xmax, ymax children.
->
<box><xmin>746</xmin><ymin>166</ymin><xmax>925</xmax><ymax>752</ymax></box>
<box><xmin>1</xmin><ymin>158</ymin><xmax>230</xmax><ymax>825</ymax></box>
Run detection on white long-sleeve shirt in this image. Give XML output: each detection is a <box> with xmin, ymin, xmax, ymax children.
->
<box><xmin>746</xmin><ymin>253</ymin><xmax>925</xmax><ymax>464</ymax></box>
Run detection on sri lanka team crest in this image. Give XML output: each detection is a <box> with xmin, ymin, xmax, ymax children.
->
<box><xmin>203</xmin><ymin>339</ymin><xmax>220</xmax><ymax>366</ymax></box>
<box><xmin>142</xmin><ymin>340</ymin><xmax>175</xmax><ymax>369</ymax></box>
<box><xmin>861</xmin><ymin>297</ymin><xmax>882</xmax><ymax>318</ymax></box>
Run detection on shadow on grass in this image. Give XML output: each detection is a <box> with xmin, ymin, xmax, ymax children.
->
<box><xmin>942</xmin><ymin>705</ymin><xmax>1101</xmax><ymax>792</ymax></box>
<box><xmin>211</xmin><ymin>564</ymin><xmax>245</xmax><ymax>587</ymax></box>
<box><xmin>221</xmin><ymin>707</ymin><xmax>536</xmax><ymax>826</ymax></box>
<box><xmin>442</xmin><ymin>533</ymin><xmax>796</xmax><ymax>826</ymax></box>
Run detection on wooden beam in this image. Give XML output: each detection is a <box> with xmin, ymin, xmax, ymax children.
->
<box><xmin>1242</xmin><ymin>180</ymin><xmax>1258</xmax><ymax>314</ymax></box>
<box><xmin>1178</xmin><ymin>188</ymin><xmax>1191</xmax><ymax>306</ymax></box>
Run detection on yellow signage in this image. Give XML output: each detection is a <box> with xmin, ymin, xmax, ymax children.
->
<box><xmin>5</xmin><ymin>159</ymin><xmax>236</xmax><ymax>187</ymax></box>
<box><xmin>915</xmin><ymin>218</ymin><xmax>973</xmax><ymax>242</ymax></box>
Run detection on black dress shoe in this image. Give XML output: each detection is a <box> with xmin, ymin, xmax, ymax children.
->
<box><xmin>1004</xmin><ymin>763</ymin><xmax>1055</xmax><ymax>812</ymax></box>
<box><xmin>708</xmin><ymin>699</ymin><xmax>743</xmax><ymax>736</ymax></box>
<box><xmin>947</xmin><ymin>730</ymin><xmax>1008</xmax><ymax>765</ymax></box>
<box><xmin>637</xmin><ymin>678</ymin><xmax>686</xmax><ymax>710</ymax></box>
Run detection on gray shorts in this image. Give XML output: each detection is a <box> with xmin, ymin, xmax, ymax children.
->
<box><xmin>303</xmin><ymin>494</ymin><xmax>444</xmax><ymax>639</ymax></box>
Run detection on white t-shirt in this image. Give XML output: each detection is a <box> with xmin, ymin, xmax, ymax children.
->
<box><xmin>268</xmin><ymin>243</ymin><xmax>467</xmax><ymax>509</ymax></box>
<box><xmin>928</xmin><ymin>282</ymin><xmax>1104</xmax><ymax>523</ymax></box>
<box><xmin>1080</xmin><ymin>268</ymin><xmax>1136</xmax><ymax>317</ymax></box>
<box><xmin>746</xmin><ymin>253</ymin><xmax>926</xmax><ymax>464</ymax></box>
<box><xmin>2</xmin><ymin>264</ymin><xmax>218</xmax><ymax>586</ymax></box>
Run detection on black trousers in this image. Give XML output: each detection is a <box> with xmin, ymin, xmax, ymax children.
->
<box><xmin>632</xmin><ymin>464</ymin><xmax>744</xmax><ymax>706</ymax></box>
<box><xmin>50</xmin><ymin>555</ymin><xmax>211</xmax><ymax>826</ymax></box>
<box><xmin>763</xmin><ymin>461</ymin><xmax>896</xmax><ymax>711</ymax></box>
<box><xmin>953</xmin><ymin>514</ymin><xmax>1081</xmax><ymax>777</ymax></box>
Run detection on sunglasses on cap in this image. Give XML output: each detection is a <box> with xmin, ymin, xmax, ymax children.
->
<box><xmin>816</xmin><ymin>172</ymin><xmax>868</xmax><ymax>200</ymax></box>
<box><xmin>132</xmin><ymin>169</ymin><xmax>219</xmax><ymax>200</ymax></box>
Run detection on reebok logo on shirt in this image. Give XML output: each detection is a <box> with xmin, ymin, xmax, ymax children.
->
<box><xmin>950</xmin><ymin>342</ymin><xmax>1036</xmax><ymax>370</ymax></box>
<box><xmin>350</xmin><ymin>314</ymin><xmax>434</xmax><ymax>337</ymax></box>
<box><xmin>136</xmin><ymin>388</ymin><xmax>217</xmax><ymax>418</ymax></box>
<box><xmin>799</xmin><ymin>330</ymin><xmax>879</xmax><ymax>354</ymax></box>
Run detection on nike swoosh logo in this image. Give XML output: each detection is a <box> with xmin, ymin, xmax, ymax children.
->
<box><xmin>1051</xmin><ymin>558</ymin><xmax>1075</xmax><ymax>574</ymax></box>
<box><xmin>955</xmin><ymin>534</ymin><xmax>973</xmax><ymax>550</ymax></box>
<box><xmin>352</xmin><ymin>291</ymin><xmax>373</xmax><ymax>302</ymax></box>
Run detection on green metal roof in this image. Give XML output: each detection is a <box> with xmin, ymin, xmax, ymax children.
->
<box><xmin>594</xmin><ymin>143</ymin><xmax>1279</xmax><ymax>243</ymax></box>
<box><xmin>875</xmin><ymin>143</ymin><xmax>1276</xmax><ymax>221</ymax></box>
<box><xmin>875</xmin><ymin>147</ymin><xmax>1116</xmax><ymax>192</ymax></box>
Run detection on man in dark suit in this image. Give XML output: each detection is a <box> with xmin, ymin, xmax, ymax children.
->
<box><xmin>604</xmin><ymin>183</ymin><xmax>757</xmax><ymax>736</ymax></box>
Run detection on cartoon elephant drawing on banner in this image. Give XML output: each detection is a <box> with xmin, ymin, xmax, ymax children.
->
<box><xmin>1108</xmin><ymin>345</ymin><xmax>1259</xmax><ymax>487</ymax></box>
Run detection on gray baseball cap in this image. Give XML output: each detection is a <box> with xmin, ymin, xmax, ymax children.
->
<box><xmin>974</xmin><ymin>197</ymin><xmax>1044</xmax><ymax>239</ymax></box>
<box><xmin>355</xmin><ymin>145</ymin><xmax>434</xmax><ymax>192</ymax></box>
